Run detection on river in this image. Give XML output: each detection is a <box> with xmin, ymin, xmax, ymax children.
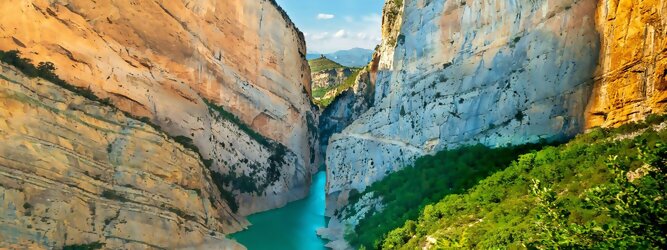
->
<box><xmin>231</xmin><ymin>171</ymin><xmax>328</xmax><ymax>250</ymax></box>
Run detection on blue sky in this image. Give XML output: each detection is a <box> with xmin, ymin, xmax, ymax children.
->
<box><xmin>275</xmin><ymin>0</ymin><xmax>385</xmax><ymax>53</ymax></box>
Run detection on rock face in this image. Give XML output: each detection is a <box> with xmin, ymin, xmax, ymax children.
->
<box><xmin>586</xmin><ymin>0</ymin><xmax>667</xmax><ymax>127</ymax></box>
<box><xmin>0</xmin><ymin>0</ymin><xmax>318</xmax><ymax>216</ymax></box>
<box><xmin>326</xmin><ymin>0</ymin><xmax>601</xmax><ymax>197</ymax></box>
<box><xmin>318</xmin><ymin>68</ymin><xmax>374</xmax><ymax>165</ymax></box>
<box><xmin>369</xmin><ymin>0</ymin><xmax>404</xmax><ymax>101</ymax></box>
<box><xmin>0</xmin><ymin>64</ymin><xmax>244</xmax><ymax>249</ymax></box>
<box><xmin>312</xmin><ymin>68</ymin><xmax>353</xmax><ymax>90</ymax></box>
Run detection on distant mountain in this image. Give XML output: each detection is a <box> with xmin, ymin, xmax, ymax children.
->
<box><xmin>306</xmin><ymin>48</ymin><xmax>374</xmax><ymax>67</ymax></box>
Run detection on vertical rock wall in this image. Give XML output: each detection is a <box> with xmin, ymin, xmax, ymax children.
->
<box><xmin>0</xmin><ymin>0</ymin><xmax>318</xmax><ymax>216</ymax></box>
<box><xmin>587</xmin><ymin>0</ymin><xmax>667</xmax><ymax>127</ymax></box>
<box><xmin>0</xmin><ymin>63</ymin><xmax>244</xmax><ymax>249</ymax></box>
<box><xmin>326</xmin><ymin>0</ymin><xmax>600</xmax><ymax>197</ymax></box>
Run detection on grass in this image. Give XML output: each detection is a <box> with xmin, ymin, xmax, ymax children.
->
<box><xmin>308</xmin><ymin>56</ymin><xmax>345</xmax><ymax>72</ymax></box>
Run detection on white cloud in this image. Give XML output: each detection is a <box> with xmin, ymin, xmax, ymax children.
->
<box><xmin>344</xmin><ymin>16</ymin><xmax>355</xmax><ymax>23</ymax></box>
<box><xmin>311</xmin><ymin>32</ymin><xmax>329</xmax><ymax>41</ymax></box>
<box><xmin>334</xmin><ymin>29</ymin><xmax>348</xmax><ymax>38</ymax></box>
<box><xmin>316</xmin><ymin>13</ymin><xmax>335</xmax><ymax>20</ymax></box>
<box><xmin>305</xmin><ymin>13</ymin><xmax>384</xmax><ymax>53</ymax></box>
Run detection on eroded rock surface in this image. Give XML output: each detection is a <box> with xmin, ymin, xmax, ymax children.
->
<box><xmin>319</xmin><ymin>68</ymin><xmax>374</xmax><ymax>165</ymax></box>
<box><xmin>587</xmin><ymin>0</ymin><xmax>667</xmax><ymax>127</ymax></box>
<box><xmin>327</xmin><ymin>0</ymin><xmax>600</xmax><ymax>197</ymax></box>
<box><xmin>0</xmin><ymin>0</ymin><xmax>318</xmax><ymax>216</ymax></box>
<box><xmin>322</xmin><ymin>1</ymin><xmax>667</xmax><ymax>248</ymax></box>
<box><xmin>0</xmin><ymin>63</ymin><xmax>244</xmax><ymax>249</ymax></box>
<box><xmin>312</xmin><ymin>68</ymin><xmax>354</xmax><ymax>90</ymax></box>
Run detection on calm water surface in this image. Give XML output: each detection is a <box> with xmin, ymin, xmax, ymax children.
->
<box><xmin>231</xmin><ymin>171</ymin><xmax>328</xmax><ymax>250</ymax></box>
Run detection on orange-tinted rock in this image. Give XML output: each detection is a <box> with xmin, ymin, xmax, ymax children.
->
<box><xmin>587</xmin><ymin>0</ymin><xmax>667</xmax><ymax>127</ymax></box>
<box><xmin>0</xmin><ymin>0</ymin><xmax>318</xmax><ymax>216</ymax></box>
<box><xmin>0</xmin><ymin>63</ymin><xmax>245</xmax><ymax>249</ymax></box>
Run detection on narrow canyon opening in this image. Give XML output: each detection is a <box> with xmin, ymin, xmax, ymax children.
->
<box><xmin>228</xmin><ymin>1</ymin><xmax>386</xmax><ymax>248</ymax></box>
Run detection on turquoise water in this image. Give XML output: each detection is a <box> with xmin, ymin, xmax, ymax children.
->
<box><xmin>231</xmin><ymin>172</ymin><xmax>328</xmax><ymax>250</ymax></box>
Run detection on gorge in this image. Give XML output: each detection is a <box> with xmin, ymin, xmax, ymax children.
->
<box><xmin>1</xmin><ymin>0</ymin><xmax>666</xmax><ymax>249</ymax></box>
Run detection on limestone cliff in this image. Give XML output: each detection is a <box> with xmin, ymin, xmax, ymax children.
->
<box><xmin>312</xmin><ymin>68</ymin><xmax>354</xmax><ymax>90</ymax></box>
<box><xmin>0</xmin><ymin>0</ymin><xmax>318</xmax><ymax>216</ymax></box>
<box><xmin>369</xmin><ymin>0</ymin><xmax>404</xmax><ymax>102</ymax></box>
<box><xmin>327</xmin><ymin>0</ymin><xmax>600</xmax><ymax>198</ymax></box>
<box><xmin>586</xmin><ymin>0</ymin><xmax>667</xmax><ymax>127</ymax></box>
<box><xmin>318</xmin><ymin>68</ymin><xmax>374</xmax><ymax>164</ymax></box>
<box><xmin>322</xmin><ymin>1</ymin><xmax>667</xmax><ymax>248</ymax></box>
<box><xmin>0</xmin><ymin>63</ymin><xmax>244</xmax><ymax>249</ymax></box>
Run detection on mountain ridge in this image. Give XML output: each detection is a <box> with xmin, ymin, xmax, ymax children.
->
<box><xmin>307</xmin><ymin>48</ymin><xmax>374</xmax><ymax>67</ymax></box>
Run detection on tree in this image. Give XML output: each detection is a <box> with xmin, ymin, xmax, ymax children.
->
<box><xmin>531</xmin><ymin>143</ymin><xmax>667</xmax><ymax>249</ymax></box>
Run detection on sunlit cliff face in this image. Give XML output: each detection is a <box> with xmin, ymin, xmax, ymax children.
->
<box><xmin>586</xmin><ymin>0</ymin><xmax>667</xmax><ymax>128</ymax></box>
<box><xmin>0</xmin><ymin>0</ymin><xmax>320</xmax><ymax>218</ymax></box>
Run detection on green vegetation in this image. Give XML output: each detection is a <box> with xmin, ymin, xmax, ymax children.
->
<box><xmin>0</xmin><ymin>50</ymin><xmax>182</xmax><ymax>154</ymax></box>
<box><xmin>203</xmin><ymin>98</ymin><xmax>290</xmax><ymax>211</ymax></box>
<box><xmin>0</xmin><ymin>50</ymin><xmax>104</xmax><ymax>104</ymax></box>
<box><xmin>359</xmin><ymin>114</ymin><xmax>667</xmax><ymax>249</ymax></box>
<box><xmin>345</xmin><ymin>142</ymin><xmax>550</xmax><ymax>249</ymax></box>
<box><xmin>308</xmin><ymin>56</ymin><xmax>344</xmax><ymax>72</ymax></box>
<box><xmin>101</xmin><ymin>190</ymin><xmax>130</xmax><ymax>203</ymax></box>
<box><xmin>312</xmin><ymin>69</ymin><xmax>361</xmax><ymax>107</ymax></box>
<box><xmin>63</xmin><ymin>242</ymin><xmax>105</xmax><ymax>250</ymax></box>
<box><xmin>530</xmin><ymin>145</ymin><xmax>666</xmax><ymax>249</ymax></box>
<box><xmin>210</xmin><ymin>171</ymin><xmax>240</xmax><ymax>213</ymax></box>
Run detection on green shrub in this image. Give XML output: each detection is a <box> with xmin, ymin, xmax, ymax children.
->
<box><xmin>373</xmin><ymin>116</ymin><xmax>667</xmax><ymax>249</ymax></box>
<box><xmin>101</xmin><ymin>190</ymin><xmax>129</xmax><ymax>202</ymax></box>
<box><xmin>0</xmin><ymin>50</ymin><xmax>99</xmax><ymax>103</ymax></box>
<box><xmin>62</xmin><ymin>242</ymin><xmax>105</xmax><ymax>250</ymax></box>
<box><xmin>345</xmin><ymin>143</ymin><xmax>549</xmax><ymax>249</ymax></box>
<box><xmin>530</xmin><ymin>142</ymin><xmax>666</xmax><ymax>249</ymax></box>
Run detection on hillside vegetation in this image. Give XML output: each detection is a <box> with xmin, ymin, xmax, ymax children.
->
<box><xmin>345</xmin><ymin>115</ymin><xmax>667</xmax><ymax>249</ymax></box>
<box><xmin>312</xmin><ymin>69</ymin><xmax>361</xmax><ymax>108</ymax></box>
<box><xmin>309</xmin><ymin>56</ymin><xmax>345</xmax><ymax>72</ymax></box>
<box><xmin>309</xmin><ymin>55</ymin><xmax>365</xmax><ymax>108</ymax></box>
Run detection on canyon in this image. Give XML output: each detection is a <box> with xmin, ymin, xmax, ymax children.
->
<box><xmin>0</xmin><ymin>0</ymin><xmax>319</xmax><ymax>217</ymax></box>
<box><xmin>0</xmin><ymin>63</ymin><xmax>244</xmax><ymax>249</ymax></box>
<box><xmin>320</xmin><ymin>0</ymin><xmax>666</xmax><ymax>248</ymax></box>
<box><xmin>0</xmin><ymin>0</ymin><xmax>665</xmax><ymax>249</ymax></box>
<box><xmin>1</xmin><ymin>0</ymin><xmax>316</xmax><ymax>248</ymax></box>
